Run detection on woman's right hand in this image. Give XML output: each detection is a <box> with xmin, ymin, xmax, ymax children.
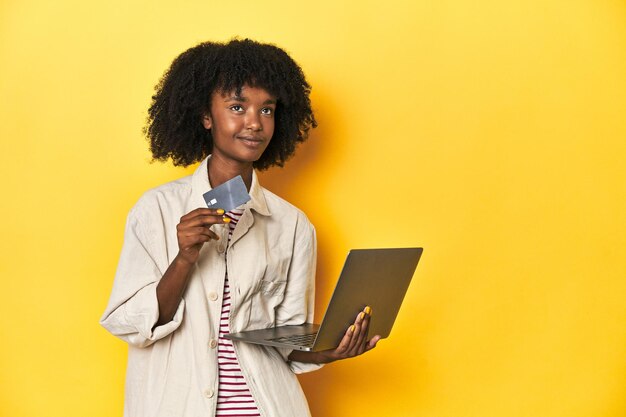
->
<box><xmin>176</xmin><ymin>208</ymin><xmax>230</xmax><ymax>265</ymax></box>
<box><xmin>155</xmin><ymin>208</ymin><xmax>229</xmax><ymax>325</ymax></box>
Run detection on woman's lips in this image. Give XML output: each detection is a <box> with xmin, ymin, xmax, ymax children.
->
<box><xmin>237</xmin><ymin>136</ymin><xmax>264</xmax><ymax>147</ymax></box>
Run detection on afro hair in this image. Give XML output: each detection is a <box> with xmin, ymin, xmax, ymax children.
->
<box><xmin>144</xmin><ymin>38</ymin><xmax>317</xmax><ymax>170</ymax></box>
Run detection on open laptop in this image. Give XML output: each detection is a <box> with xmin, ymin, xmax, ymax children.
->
<box><xmin>225</xmin><ymin>247</ymin><xmax>423</xmax><ymax>352</ymax></box>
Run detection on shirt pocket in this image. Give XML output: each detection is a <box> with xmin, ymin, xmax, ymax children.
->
<box><xmin>255</xmin><ymin>245</ymin><xmax>291</xmax><ymax>296</ymax></box>
<box><xmin>245</xmin><ymin>253</ymin><xmax>291</xmax><ymax>329</ymax></box>
<box><xmin>259</xmin><ymin>278</ymin><xmax>287</xmax><ymax>297</ymax></box>
<box><xmin>261</xmin><ymin>248</ymin><xmax>292</xmax><ymax>291</ymax></box>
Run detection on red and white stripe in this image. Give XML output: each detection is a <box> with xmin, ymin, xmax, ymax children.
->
<box><xmin>216</xmin><ymin>209</ymin><xmax>260</xmax><ymax>416</ymax></box>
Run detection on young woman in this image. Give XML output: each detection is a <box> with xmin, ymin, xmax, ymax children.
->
<box><xmin>101</xmin><ymin>39</ymin><xmax>380</xmax><ymax>417</ymax></box>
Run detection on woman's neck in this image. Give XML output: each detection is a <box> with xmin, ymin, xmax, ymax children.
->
<box><xmin>207</xmin><ymin>155</ymin><xmax>254</xmax><ymax>191</ymax></box>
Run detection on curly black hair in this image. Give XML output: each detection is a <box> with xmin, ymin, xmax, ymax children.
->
<box><xmin>144</xmin><ymin>39</ymin><xmax>317</xmax><ymax>170</ymax></box>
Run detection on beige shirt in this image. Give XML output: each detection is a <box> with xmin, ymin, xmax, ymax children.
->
<box><xmin>101</xmin><ymin>157</ymin><xmax>320</xmax><ymax>417</ymax></box>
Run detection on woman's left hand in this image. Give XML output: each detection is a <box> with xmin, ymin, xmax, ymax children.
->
<box><xmin>315</xmin><ymin>306</ymin><xmax>381</xmax><ymax>364</ymax></box>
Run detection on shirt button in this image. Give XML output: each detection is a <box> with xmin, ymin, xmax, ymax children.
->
<box><xmin>209</xmin><ymin>339</ymin><xmax>218</xmax><ymax>349</ymax></box>
<box><xmin>204</xmin><ymin>388</ymin><xmax>214</xmax><ymax>398</ymax></box>
<box><xmin>217</xmin><ymin>245</ymin><xmax>225</xmax><ymax>254</ymax></box>
<box><xmin>208</xmin><ymin>291</ymin><xmax>218</xmax><ymax>301</ymax></box>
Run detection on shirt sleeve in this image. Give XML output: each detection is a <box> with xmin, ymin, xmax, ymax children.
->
<box><xmin>100</xmin><ymin>204</ymin><xmax>184</xmax><ymax>348</ymax></box>
<box><xmin>274</xmin><ymin>212</ymin><xmax>323</xmax><ymax>374</ymax></box>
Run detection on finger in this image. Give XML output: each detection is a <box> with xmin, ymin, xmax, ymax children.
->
<box><xmin>346</xmin><ymin>312</ymin><xmax>366</xmax><ymax>354</ymax></box>
<box><xmin>179</xmin><ymin>232</ymin><xmax>219</xmax><ymax>250</ymax></box>
<box><xmin>351</xmin><ymin>306</ymin><xmax>373</xmax><ymax>355</ymax></box>
<box><xmin>178</xmin><ymin>227</ymin><xmax>220</xmax><ymax>247</ymax></box>
<box><xmin>178</xmin><ymin>213</ymin><xmax>224</xmax><ymax>238</ymax></box>
<box><xmin>180</xmin><ymin>207</ymin><xmax>225</xmax><ymax>221</ymax></box>
<box><xmin>176</xmin><ymin>208</ymin><xmax>226</xmax><ymax>230</ymax></box>
<box><xmin>335</xmin><ymin>324</ymin><xmax>357</xmax><ymax>355</ymax></box>
<box><xmin>181</xmin><ymin>226</ymin><xmax>221</xmax><ymax>239</ymax></box>
<box><xmin>354</xmin><ymin>313</ymin><xmax>371</xmax><ymax>354</ymax></box>
<box><xmin>365</xmin><ymin>335</ymin><xmax>382</xmax><ymax>352</ymax></box>
<box><xmin>181</xmin><ymin>214</ymin><xmax>229</xmax><ymax>229</ymax></box>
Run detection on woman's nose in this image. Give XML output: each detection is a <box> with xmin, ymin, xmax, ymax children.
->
<box><xmin>245</xmin><ymin>112</ymin><xmax>262</xmax><ymax>131</ymax></box>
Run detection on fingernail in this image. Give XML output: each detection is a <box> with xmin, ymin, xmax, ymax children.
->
<box><xmin>349</xmin><ymin>325</ymin><xmax>355</xmax><ymax>333</ymax></box>
<box><xmin>364</xmin><ymin>306</ymin><xmax>372</xmax><ymax>315</ymax></box>
<box><xmin>217</xmin><ymin>209</ymin><xmax>225</xmax><ymax>215</ymax></box>
<box><xmin>223</xmin><ymin>216</ymin><xmax>231</xmax><ymax>223</ymax></box>
<box><xmin>359</xmin><ymin>312</ymin><xmax>365</xmax><ymax>320</ymax></box>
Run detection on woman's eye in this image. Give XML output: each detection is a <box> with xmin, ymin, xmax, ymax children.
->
<box><xmin>230</xmin><ymin>105</ymin><xmax>243</xmax><ymax>112</ymax></box>
<box><xmin>261</xmin><ymin>108</ymin><xmax>273</xmax><ymax>115</ymax></box>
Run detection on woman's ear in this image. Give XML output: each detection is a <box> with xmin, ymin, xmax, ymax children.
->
<box><xmin>202</xmin><ymin>113</ymin><xmax>212</xmax><ymax>130</ymax></box>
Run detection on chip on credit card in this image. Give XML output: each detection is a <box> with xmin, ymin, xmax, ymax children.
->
<box><xmin>202</xmin><ymin>175</ymin><xmax>251</xmax><ymax>213</ymax></box>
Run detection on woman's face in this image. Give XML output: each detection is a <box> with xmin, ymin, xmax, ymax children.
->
<box><xmin>202</xmin><ymin>85</ymin><xmax>276</xmax><ymax>166</ymax></box>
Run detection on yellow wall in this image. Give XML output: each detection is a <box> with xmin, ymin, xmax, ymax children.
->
<box><xmin>1</xmin><ymin>1</ymin><xmax>625</xmax><ymax>416</ymax></box>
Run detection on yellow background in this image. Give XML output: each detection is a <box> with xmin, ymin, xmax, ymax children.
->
<box><xmin>1</xmin><ymin>1</ymin><xmax>625</xmax><ymax>416</ymax></box>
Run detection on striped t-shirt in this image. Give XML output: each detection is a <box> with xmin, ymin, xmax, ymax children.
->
<box><xmin>216</xmin><ymin>209</ymin><xmax>260</xmax><ymax>416</ymax></box>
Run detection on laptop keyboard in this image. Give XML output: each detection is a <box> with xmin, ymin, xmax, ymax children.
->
<box><xmin>268</xmin><ymin>332</ymin><xmax>318</xmax><ymax>347</ymax></box>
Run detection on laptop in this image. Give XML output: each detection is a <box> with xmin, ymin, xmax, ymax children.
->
<box><xmin>225</xmin><ymin>247</ymin><xmax>423</xmax><ymax>352</ymax></box>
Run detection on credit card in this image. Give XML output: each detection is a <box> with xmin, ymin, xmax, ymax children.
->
<box><xmin>202</xmin><ymin>175</ymin><xmax>251</xmax><ymax>213</ymax></box>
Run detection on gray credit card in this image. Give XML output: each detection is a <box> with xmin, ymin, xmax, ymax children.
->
<box><xmin>202</xmin><ymin>175</ymin><xmax>251</xmax><ymax>213</ymax></box>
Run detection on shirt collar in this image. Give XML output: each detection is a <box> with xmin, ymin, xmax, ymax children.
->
<box><xmin>191</xmin><ymin>156</ymin><xmax>271</xmax><ymax>217</ymax></box>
